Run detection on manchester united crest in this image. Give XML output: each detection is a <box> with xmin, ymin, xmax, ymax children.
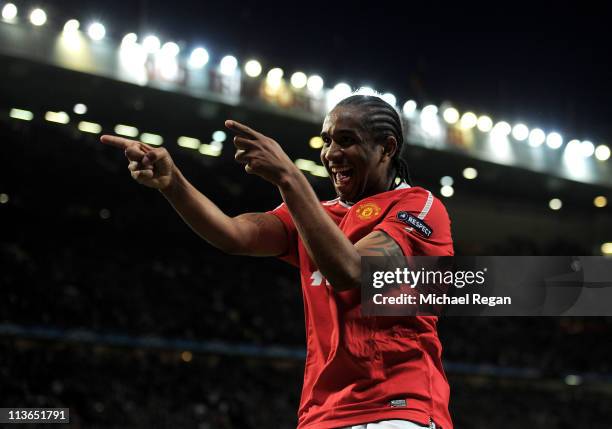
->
<box><xmin>355</xmin><ymin>202</ymin><xmax>381</xmax><ymax>220</ymax></box>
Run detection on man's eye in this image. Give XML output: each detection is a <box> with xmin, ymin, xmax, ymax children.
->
<box><xmin>322</xmin><ymin>137</ymin><xmax>331</xmax><ymax>145</ymax></box>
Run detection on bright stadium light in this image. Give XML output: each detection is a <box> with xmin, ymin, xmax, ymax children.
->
<box><xmin>212</xmin><ymin>130</ymin><xmax>227</xmax><ymax>142</ymax></box>
<box><xmin>73</xmin><ymin>103</ymin><xmax>87</xmax><ymax>115</ymax></box>
<box><xmin>122</xmin><ymin>33</ymin><xmax>138</xmax><ymax>45</ymax></box>
<box><xmin>546</xmin><ymin>132</ymin><xmax>563</xmax><ymax>149</ymax></box>
<box><xmin>266</xmin><ymin>67</ymin><xmax>284</xmax><ymax>89</ymax></box>
<box><xmin>244</xmin><ymin>59</ymin><xmax>262</xmax><ymax>77</ymax></box>
<box><xmin>440</xmin><ymin>176</ymin><xmax>454</xmax><ymax>186</ymax></box>
<box><xmin>0</xmin><ymin>193</ymin><xmax>8</xmax><ymax>204</ymax></box>
<box><xmin>2</xmin><ymin>3</ymin><xmax>18</xmax><ymax>21</ymax></box>
<box><xmin>356</xmin><ymin>86</ymin><xmax>376</xmax><ymax>96</ymax></box>
<box><xmin>114</xmin><ymin>124</ymin><xmax>139</xmax><ymax>138</ymax></box>
<box><xmin>188</xmin><ymin>47</ymin><xmax>209</xmax><ymax>69</ymax></box>
<box><xmin>140</xmin><ymin>133</ymin><xmax>163</xmax><ymax>146</ymax></box>
<box><xmin>595</xmin><ymin>144</ymin><xmax>611</xmax><ymax>161</ymax></box>
<box><xmin>219</xmin><ymin>55</ymin><xmax>238</xmax><ymax>75</ymax></box>
<box><xmin>87</xmin><ymin>22</ymin><xmax>106</xmax><ymax>41</ymax></box>
<box><xmin>440</xmin><ymin>185</ymin><xmax>454</xmax><ymax>198</ymax></box>
<box><xmin>63</xmin><ymin>19</ymin><xmax>80</xmax><ymax>33</ymax></box>
<box><xmin>381</xmin><ymin>93</ymin><xmax>396</xmax><ymax>106</ymax></box>
<box><xmin>333</xmin><ymin>82</ymin><xmax>351</xmax><ymax>97</ymax></box>
<box><xmin>594</xmin><ymin>196</ymin><xmax>607</xmax><ymax>208</ymax></box>
<box><xmin>512</xmin><ymin>123</ymin><xmax>529</xmax><ymax>141</ymax></box>
<box><xmin>492</xmin><ymin>121</ymin><xmax>511</xmax><ymax>136</ymax></box>
<box><xmin>178</xmin><ymin>136</ymin><xmax>201</xmax><ymax>149</ymax></box>
<box><xmin>30</xmin><ymin>8</ymin><xmax>47</xmax><ymax>26</ymax></box>
<box><xmin>477</xmin><ymin>115</ymin><xmax>493</xmax><ymax>132</ymax></box>
<box><xmin>442</xmin><ymin>107</ymin><xmax>459</xmax><ymax>124</ymax></box>
<box><xmin>602</xmin><ymin>242</ymin><xmax>612</xmax><ymax>255</ymax></box>
<box><xmin>581</xmin><ymin>140</ymin><xmax>595</xmax><ymax>157</ymax></box>
<box><xmin>459</xmin><ymin>112</ymin><xmax>477</xmax><ymax>130</ymax></box>
<box><xmin>143</xmin><ymin>35</ymin><xmax>161</xmax><ymax>53</ymax></box>
<box><xmin>548</xmin><ymin>198</ymin><xmax>562</xmax><ymax>210</ymax></box>
<box><xmin>78</xmin><ymin>121</ymin><xmax>102</xmax><ymax>134</ymax></box>
<box><xmin>290</xmin><ymin>71</ymin><xmax>307</xmax><ymax>89</ymax></box>
<box><xmin>307</xmin><ymin>75</ymin><xmax>324</xmax><ymax>94</ymax></box>
<box><xmin>309</xmin><ymin>136</ymin><xmax>323</xmax><ymax>149</ymax></box>
<box><xmin>528</xmin><ymin>128</ymin><xmax>546</xmax><ymax>147</ymax></box>
<box><xmin>463</xmin><ymin>167</ymin><xmax>478</xmax><ymax>180</ymax></box>
<box><xmin>9</xmin><ymin>108</ymin><xmax>33</xmax><ymax>121</ymax></box>
<box><xmin>161</xmin><ymin>41</ymin><xmax>180</xmax><ymax>57</ymax></box>
<box><xmin>402</xmin><ymin>100</ymin><xmax>417</xmax><ymax>117</ymax></box>
<box><xmin>421</xmin><ymin>104</ymin><xmax>438</xmax><ymax>117</ymax></box>
<box><xmin>45</xmin><ymin>111</ymin><xmax>70</xmax><ymax>124</ymax></box>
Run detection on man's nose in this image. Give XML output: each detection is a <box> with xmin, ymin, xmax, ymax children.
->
<box><xmin>324</xmin><ymin>141</ymin><xmax>343</xmax><ymax>162</ymax></box>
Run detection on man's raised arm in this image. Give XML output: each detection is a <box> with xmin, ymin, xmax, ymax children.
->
<box><xmin>100</xmin><ymin>135</ymin><xmax>287</xmax><ymax>256</ymax></box>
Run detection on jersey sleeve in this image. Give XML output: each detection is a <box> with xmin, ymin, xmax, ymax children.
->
<box><xmin>266</xmin><ymin>202</ymin><xmax>300</xmax><ymax>267</ymax></box>
<box><xmin>373</xmin><ymin>190</ymin><xmax>454</xmax><ymax>257</ymax></box>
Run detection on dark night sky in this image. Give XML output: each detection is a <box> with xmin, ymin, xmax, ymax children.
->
<box><xmin>28</xmin><ymin>0</ymin><xmax>612</xmax><ymax>144</ymax></box>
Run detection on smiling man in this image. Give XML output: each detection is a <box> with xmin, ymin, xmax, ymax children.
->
<box><xmin>101</xmin><ymin>94</ymin><xmax>454</xmax><ymax>429</ymax></box>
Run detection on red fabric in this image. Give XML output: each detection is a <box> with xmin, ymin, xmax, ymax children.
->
<box><xmin>268</xmin><ymin>187</ymin><xmax>454</xmax><ymax>429</ymax></box>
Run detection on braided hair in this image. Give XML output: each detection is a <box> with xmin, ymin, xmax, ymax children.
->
<box><xmin>335</xmin><ymin>94</ymin><xmax>413</xmax><ymax>187</ymax></box>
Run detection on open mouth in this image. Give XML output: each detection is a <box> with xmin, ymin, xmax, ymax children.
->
<box><xmin>331</xmin><ymin>166</ymin><xmax>354</xmax><ymax>187</ymax></box>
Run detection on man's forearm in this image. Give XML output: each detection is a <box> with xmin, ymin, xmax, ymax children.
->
<box><xmin>278</xmin><ymin>171</ymin><xmax>361</xmax><ymax>290</ymax></box>
<box><xmin>159</xmin><ymin>168</ymin><xmax>244</xmax><ymax>253</ymax></box>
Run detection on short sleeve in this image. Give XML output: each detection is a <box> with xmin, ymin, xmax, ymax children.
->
<box><xmin>267</xmin><ymin>202</ymin><xmax>300</xmax><ymax>267</ymax></box>
<box><xmin>373</xmin><ymin>191</ymin><xmax>454</xmax><ymax>257</ymax></box>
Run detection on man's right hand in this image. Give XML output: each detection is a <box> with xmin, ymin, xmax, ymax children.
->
<box><xmin>100</xmin><ymin>135</ymin><xmax>176</xmax><ymax>190</ymax></box>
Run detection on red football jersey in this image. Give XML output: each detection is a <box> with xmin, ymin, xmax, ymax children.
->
<box><xmin>268</xmin><ymin>185</ymin><xmax>454</xmax><ymax>429</ymax></box>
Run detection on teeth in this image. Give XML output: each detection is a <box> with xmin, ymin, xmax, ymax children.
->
<box><xmin>331</xmin><ymin>166</ymin><xmax>352</xmax><ymax>173</ymax></box>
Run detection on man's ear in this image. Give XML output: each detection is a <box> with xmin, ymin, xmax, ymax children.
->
<box><xmin>382</xmin><ymin>136</ymin><xmax>398</xmax><ymax>160</ymax></box>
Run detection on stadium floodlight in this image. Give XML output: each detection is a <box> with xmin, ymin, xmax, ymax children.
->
<box><xmin>161</xmin><ymin>41</ymin><xmax>180</xmax><ymax>57</ymax></box>
<box><xmin>512</xmin><ymin>123</ymin><xmax>529</xmax><ymax>141</ymax></box>
<box><xmin>63</xmin><ymin>19</ymin><xmax>80</xmax><ymax>33</ymax></box>
<box><xmin>421</xmin><ymin>104</ymin><xmax>438</xmax><ymax>117</ymax></box>
<box><xmin>212</xmin><ymin>130</ymin><xmax>226</xmax><ymax>143</ymax></box>
<box><xmin>594</xmin><ymin>196</ymin><xmax>607</xmax><ymax>208</ymax></box>
<box><xmin>440</xmin><ymin>176</ymin><xmax>454</xmax><ymax>186</ymax></box>
<box><xmin>442</xmin><ymin>107</ymin><xmax>459</xmax><ymax>124</ymax></box>
<box><xmin>440</xmin><ymin>185</ymin><xmax>454</xmax><ymax>198</ymax></box>
<box><xmin>244</xmin><ymin>60</ymin><xmax>262</xmax><ymax>77</ymax></box>
<box><xmin>580</xmin><ymin>140</ymin><xmax>595</xmax><ymax>157</ymax></box>
<box><xmin>310</xmin><ymin>165</ymin><xmax>328</xmax><ymax>177</ymax></box>
<box><xmin>290</xmin><ymin>71</ymin><xmax>307</xmax><ymax>89</ymax></box>
<box><xmin>309</xmin><ymin>136</ymin><xmax>323</xmax><ymax>149</ymax></box>
<box><xmin>381</xmin><ymin>93</ymin><xmax>396</xmax><ymax>107</ymax></box>
<box><xmin>87</xmin><ymin>22</ymin><xmax>106</xmax><ymax>41</ymax></box>
<box><xmin>295</xmin><ymin>159</ymin><xmax>316</xmax><ymax>172</ymax></box>
<box><xmin>602</xmin><ymin>242</ymin><xmax>612</xmax><ymax>255</ymax></box>
<box><xmin>545</xmin><ymin>132</ymin><xmax>563</xmax><ymax>149</ymax></box>
<box><xmin>333</xmin><ymin>82</ymin><xmax>351</xmax><ymax>97</ymax></box>
<box><xmin>2</xmin><ymin>3</ymin><xmax>17</xmax><ymax>21</ymax></box>
<box><xmin>143</xmin><ymin>35</ymin><xmax>161</xmax><ymax>53</ymax></box>
<box><xmin>548</xmin><ymin>198</ymin><xmax>562</xmax><ymax>210</ymax></box>
<box><xmin>0</xmin><ymin>193</ymin><xmax>8</xmax><ymax>204</ymax></box>
<box><xmin>266</xmin><ymin>67</ymin><xmax>284</xmax><ymax>84</ymax></box>
<box><xmin>402</xmin><ymin>100</ymin><xmax>417</xmax><ymax>117</ymax></box>
<box><xmin>528</xmin><ymin>128</ymin><xmax>546</xmax><ymax>147</ymax></box>
<box><xmin>595</xmin><ymin>144</ymin><xmax>611</xmax><ymax>161</ymax></box>
<box><xmin>459</xmin><ymin>112</ymin><xmax>477</xmax><ymax>130</ymax></box>
<box><xmin>492</xmin><ymin>121</ymin><xmax>511</xmax><ymax>136</ymax></box>
<box><xmin>307</xmin><ymin>75</ymin><xmax>324</xmax><ymax>94</ymax></box>
<box><xmin>219</xmin><ymin>55</ymin><xmax>238</xmax><ymax>76</ymax></box>
<box><xmin>114</xmin><ymin>124</ymin><xmax>139</xmax><ymax>138</ymax></box>
<box><xmin>178</xmin><ymin>136</ymin><xmax>201</xmax><ymax>149</ymax></box>
<box><xmin>140</xmin><ymin>133</ymin><xmax>163</xmax><ymax>146</ymax></box>
<box><xmin>78</xmin><ymin>121</ymin><xmax>102</xmax><ymax>134</ymax></box>
<box><xmin>73</xmin><ymin>103</ymin><xmax>87</xmax><ymax>115</ymax></box>
<box><xmin>30</xmin><ymin>8</ymin><xmax>46</xmax><ymax>26</ymax></box>
<box><xmin>188</xmin><ymin>47</ymin><xmax>209</xmax><ymax>69</ymax></box>
<box><xmin>9</xmin><ymin>108</ymin><xmax>33</xmax><ymax>121</ymax></box>
<box><xmin>463</xmin><ymin>167</ymin><xmax>478</xmax><ymax>180</ymax></box>
<box><xmin>477</xmin><ymin>115</ymin><xmax>493</xmax><ymax>132</ymax></box>
<box><xmin>121</xmin><ymin>33</ymin><xmax>138</xmax><ymax>45</ymax></box>
<box><xmin>45</xmin><ymin>111</ymin><xmax>70</xmax><ymax>124</ymax></box>
<box><xmin>356</xmin><ymin>86</ymin><xmax>376</xmax><ymax>96</ymax></box>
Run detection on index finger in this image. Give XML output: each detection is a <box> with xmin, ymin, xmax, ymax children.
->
<box><xmin>100</xmin><ymin>135</ymin><xmax>151</xmax><ymax>153</ymax></box>
<box><xmin>224</xmin><ymin>120</ymin><xmax>261</xmax><ymax>139</ymax></box>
